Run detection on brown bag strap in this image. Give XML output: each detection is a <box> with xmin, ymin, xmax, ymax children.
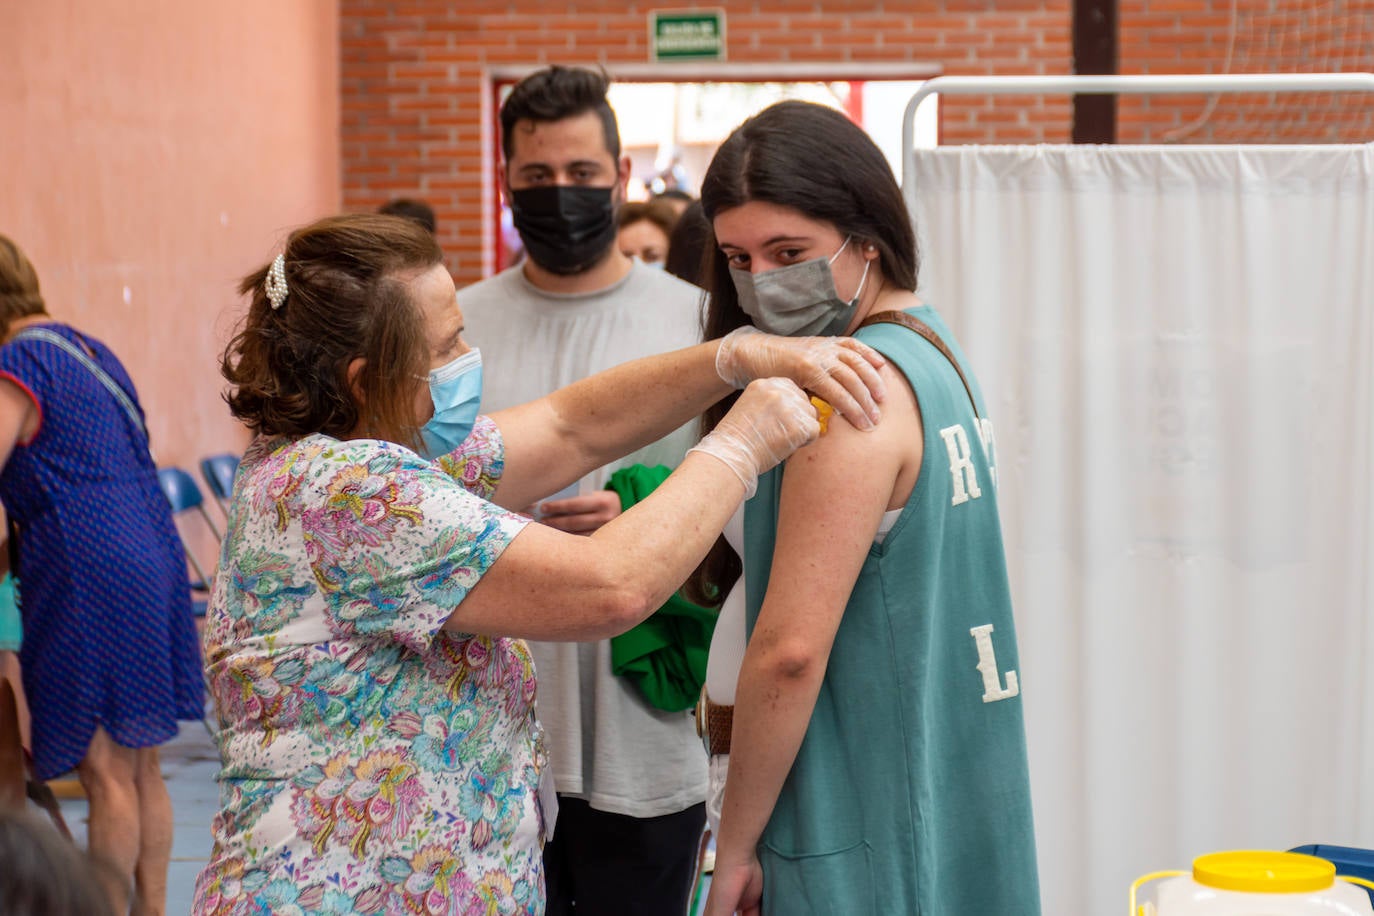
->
<box><xmin>857</xmin><ymin>310</ymin><xmax>981</xmax><ymax>419</ymax></box>
<box><xmin>0</xmin><ymin>679</ymin><xmax>26</xmax><ymax>810</ymax></box>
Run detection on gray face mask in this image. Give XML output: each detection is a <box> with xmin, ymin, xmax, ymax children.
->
<box><xmin>728</xmin><ymin>236</ymin><xmax>872</xmax><ymax>337</ymax></box>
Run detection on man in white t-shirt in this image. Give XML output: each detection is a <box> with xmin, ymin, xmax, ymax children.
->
<box><xmin>458</xmin><ymin>65</ymin><xmax>706</xmax><ymax>916</ymax></box>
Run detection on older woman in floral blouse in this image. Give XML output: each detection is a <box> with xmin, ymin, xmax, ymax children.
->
<box><xmin>190</xmin><ymin>214</ymin><xmax>885</xmax><ymax>915</ymax></box>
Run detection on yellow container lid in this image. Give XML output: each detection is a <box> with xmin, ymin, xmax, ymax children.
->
<box><xmin>1193</xmin><ymin>851</ymin><xmax>1336</xmax><ymax>894</ymax></box>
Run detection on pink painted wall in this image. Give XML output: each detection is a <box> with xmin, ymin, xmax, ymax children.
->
<box><xmin>0</xmin><ymin>0</ymin><xmax>340</xmax><ymax>472</ymax></box>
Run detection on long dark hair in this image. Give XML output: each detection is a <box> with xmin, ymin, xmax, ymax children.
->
<box><xmin>222</xmin><ymin>214</ymin><xmax>443</xmax><ymax>446</ymax></box>
<box><xmin>684</xmin><ymin>100</ymin><xmax>920</xmax><ymax>607</ymax></box>
<box><xmin>663</xmin><ymin>200</ymin><xmax>712</xmax><ymax>288</ymax></box>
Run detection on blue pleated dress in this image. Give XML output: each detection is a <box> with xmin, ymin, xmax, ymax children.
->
<box><xmin>0</xmin><ymin>322</ymin><xmax>204</xmax><ymax>779</ymax></box>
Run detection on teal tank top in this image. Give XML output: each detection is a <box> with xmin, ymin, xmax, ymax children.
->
<box><xmin>742</xmin><ymin>305</ymin><xmax>1041</xmax><ymax>915</ymax></box>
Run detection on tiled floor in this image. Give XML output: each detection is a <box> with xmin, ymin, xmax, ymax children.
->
<box><xmin>56</xmin><ymin>721</ymin><xmax>220</xmax><ymax>915</ymax></box>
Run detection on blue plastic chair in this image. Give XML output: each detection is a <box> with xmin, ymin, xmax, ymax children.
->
<box><xmin>156</xmin><ymin>467</ymin><xmax>221</xmax><ymax>609</ymax></box>
<box><xmin>199</xmin><ymin>453</ymin><xmax>240</xmax><ymax>520</ymax></box>
<box><xmin>157</xmin><ymin>466</ymin><xmax>226</xmax><ymax>735</ymax></box>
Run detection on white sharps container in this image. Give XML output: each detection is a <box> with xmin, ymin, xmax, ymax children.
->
<box><xmin>1131</xmin><ymin>850</ymin><xmax>1374</xmax><ymax>915</ymax></box>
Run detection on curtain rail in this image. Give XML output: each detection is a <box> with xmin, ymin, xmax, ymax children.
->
<box><xmin>901</xmin><ymin>73</ymin><xmax>1374</xmax><ymax>194</ymax></box>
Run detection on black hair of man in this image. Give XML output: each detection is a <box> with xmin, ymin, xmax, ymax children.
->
<box><xmin>378</xmin><ymin>198</ymin><xmax>437</xmax><ymax>235</ymax></box>
<box><xmin>500</xmin><ymin>66</ymin><xmax>621</xmax><ymax>162</ymax></box>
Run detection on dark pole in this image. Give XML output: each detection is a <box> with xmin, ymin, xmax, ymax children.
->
<box><xmin>1073</xmin><ymin>0</ymin><xmax>1119</xmax><ymax>143</ymax></box>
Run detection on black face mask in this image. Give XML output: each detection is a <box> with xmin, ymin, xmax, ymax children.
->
<box><xmin>509</xmin><ymin>185</ymin><xmax>618</xmax><ymax>276</ymax></box>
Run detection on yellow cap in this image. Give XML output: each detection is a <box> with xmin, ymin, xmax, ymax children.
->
<box><xmin>1192</xmin><ymin>851</ymin><xmax>1335</xmax><ymax>894</ymax></box>
<box><xmin>810</xmin><ymin>396</ymin><xmax>835</xmax><ymax>435</ymax></box>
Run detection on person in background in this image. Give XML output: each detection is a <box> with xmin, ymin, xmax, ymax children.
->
<box><xmin>664</xmin><ymin>200</ymin><xmax>713</xmax><ymax>289</ymax></box>
<box><xmin>616</xmin><ymin>199</ymin><xmax>679</xmax><ymax>268</ymax></box>
<box><xmin>191</xmin><ymin>212</ymin><xmax>885</xmax><ymax>914</ymax></box>
<box><xmin>0</xmin><ymin>555</ymin><xmax>26</xmax><ymax>752</ymax></box>
<box><xmin>0</xmin><ymin>234</ymin><xmax>205</xmax><ymax>916</ymax></box>
<box><xmin>0</xmin><ymin>808</ymin><xmax>118</xmax><ymax>916</ymax></box>
<box><xmin>693</xmin><ymin>101</ymin><xmax>1040</xmax><ymax>916</ymax></box>
<box><xmin>0</xmin><ymin>501</ymin><xmax>24</xmax><ymax>751</ymax></box>
<box><xmin>650</xmin><ymin>151</ymin><xmax>693</xmax><ymax>202</ymax></box>
<box><xmin>378</xmin><ymin>197</ymin><xmax>437</xmax><ymax>236</ymax></box>
<box><xmin>652</xmin><ymin>188</ymin><xmax>695</xmax><ymax>221</ymax></box>
<box><xmin>457</xmin><ymin>65</ymin><xmax>715</xmax><ymax>915</ymax></box>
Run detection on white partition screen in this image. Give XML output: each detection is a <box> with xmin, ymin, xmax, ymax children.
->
<box><xmin>908</xmin><ymin>143</ymin><xmax>1374</xmax><ymax>915</ymax></box>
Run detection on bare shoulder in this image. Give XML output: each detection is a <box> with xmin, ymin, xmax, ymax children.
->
<box><xmin>785</xmin><ymin>359</ymin><xmax>922</xmax><ymax>511</ymax></box>
<box><xmin>819</xmin><ymin>359</ymin><xmax>919</xmax><ymax>449</ymax></box>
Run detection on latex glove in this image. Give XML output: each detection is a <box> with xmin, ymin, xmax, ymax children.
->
<box><xmin>688</xmin><ymin>378</ymin><xmax>819</xmax><ymax>499</ymax></box>
<box><xmin>714</xmin><ymin>326</ymin><xmax>886</xmax><ymax>431</ymax></box>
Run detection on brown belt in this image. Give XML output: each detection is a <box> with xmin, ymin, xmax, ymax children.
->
<box><xmin>694</xmin><ymin>689</ymin><xmax>733</xmax><ymax>756</ymax></box>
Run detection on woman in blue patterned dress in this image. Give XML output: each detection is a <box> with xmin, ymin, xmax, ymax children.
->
<box><xmin>189</xmin><ymin>213</ymin><xmax>886</xmax><ymax>915</ymax></box>
<box><xmin>0</xmin><ymin>233</ymin><xmax>205</xmax><ymax>916</ymax></box>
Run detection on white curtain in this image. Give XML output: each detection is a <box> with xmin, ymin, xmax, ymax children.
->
<box><xmin>907</xmin><ymin>144</ymin><xmax>1374</xmax><ymax>915</ymax></box>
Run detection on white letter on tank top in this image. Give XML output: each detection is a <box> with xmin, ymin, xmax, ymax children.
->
<box><xmin>940</xmin><ymin>424</ymin><xmax>982</xmax><ymax>506</ymax></box>
<box><xmin>977</xmin><ymin>417</ymin><xmax>998</xmax><ymax>488</ymax></box>
<box><xmin>971</xmin><ymin>624</ymin><xmax>1020</xmax><ymax>703</ymax></box>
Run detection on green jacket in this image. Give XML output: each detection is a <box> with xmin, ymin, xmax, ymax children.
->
<box><xmin>605</xmin><ymin>464</ymin><xmax>718</xmax><ymax>712</ymax></box>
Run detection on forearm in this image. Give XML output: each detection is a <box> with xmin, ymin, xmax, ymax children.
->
<box><xmin>547</xmin><ymin>341</ymin><xmax>729</xmax><ymax>468</ymax></box>
<box><xmin>491</xmin><ymin>332</ymin><xmax>886</xmax><ymax>512</ymax></box>
<box><xmin>448</xmin><ymin>450</ymin><xmax>749</xmax><ymax>641</ymax></box>
<box><xmin>713</xmin><ymin>651</ymin><xmax>827</xmax><ymax>863</ymax></box>
<box><xmin>489</xmin><ymin>341</ymin><xmax>728</xmax><ymax>511</ymax></box>
<box><xmin>587</xmin><ymin>450</ymin><xmax>745</xmax><ymax>618</ymax></box>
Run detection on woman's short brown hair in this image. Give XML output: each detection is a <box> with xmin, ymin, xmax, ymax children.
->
<box><xmin>0</xmin><ymin>235</ymin><xmax>47</xmax><ymax>340</ymax></box>
<box><xmin>616</xmin><ymin>199</ymin><xmax>679</xmax><ymax>239</ymax></box>
<box><xmin>223</xmin><ymin>214</ymin><xmax>443</xmax><ymax>445</ymax></box>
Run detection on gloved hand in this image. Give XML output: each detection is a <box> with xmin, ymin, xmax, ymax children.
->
<box><xmin>715</xmin><ymin>326</ymin><xmax>886</xmax><ymax>430</ymax></box>
<box><xmin>687</xmin><ymin>378</ymin><xmax>820</xmax><ymax>499</ymax></box>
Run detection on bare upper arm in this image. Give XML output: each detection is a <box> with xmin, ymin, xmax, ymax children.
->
<box><xmin>485</xmin><ymin>400</ymin><xmax>588</xmax><ymax>513</ymax></box>
<box><xmin>0</xmin><ymin>376</ymin><xmax>39</xmax><ymax>472</ymax></box>
<box><xmin>443</xmin><ymin>519</ymin><xmax>642</xmax><ymax>642</ymax></box>
<box><xmin>749</xmin><ymin>360</ymin><xmax>922</xmax><ymax>662</ymax></box>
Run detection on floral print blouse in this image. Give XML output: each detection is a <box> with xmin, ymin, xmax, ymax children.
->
<box><xmin>192</xmin><ymin>418</ymin><xmax>543</xmax><ymax>915</ymax></box>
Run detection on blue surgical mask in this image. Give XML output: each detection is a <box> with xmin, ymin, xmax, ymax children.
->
<box><xmin>418</xmin><ymin>348</ymin><xmax>483</xmax><ymax>459</ymax></box>
<box><xmin>728</xmin><ymin>236</ymin><xmax>871</xmax><ymax>337</ymax></box>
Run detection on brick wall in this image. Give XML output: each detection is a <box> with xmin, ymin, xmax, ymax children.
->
<box><xmin>340</xmin><ymin>0</ymin><xmax>1073</xmax><ymax>286</ymax></box>
<box><xmin>340</xmin><ymin>0</ymin><xmax>1372</xmax><ymax>286</ymax></box>
<box><xmin>1119</xmin><ymin>0</ymin><xmax>1374</xmax><ymax>142</ymax></box>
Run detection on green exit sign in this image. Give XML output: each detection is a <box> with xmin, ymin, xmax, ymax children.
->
<box><xmin>650</xmin><ymin>9</ymin><xmax>726</xmax><ymax>61</ymax></box>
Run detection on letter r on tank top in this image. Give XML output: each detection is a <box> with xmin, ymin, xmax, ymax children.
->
<box><xmin>977</xmin><ymin>417</ymin><xmax>998</xmax><ymax>488</ymax></box>
<box><xmin>939</xmin><ymin>423</ymin><xmax>982</xmax><ymax>506</ymax></box>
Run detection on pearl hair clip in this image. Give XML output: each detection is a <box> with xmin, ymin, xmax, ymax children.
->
<box><xmin>265</xmin><ymin>253</ymin><xmax>289</xmax><ymax>311</ymax></box>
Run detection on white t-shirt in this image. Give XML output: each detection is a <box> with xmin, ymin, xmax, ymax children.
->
<box><xmin>459</xmin><ymin>260</ymin><xmax>707</xmax><ymax>817</ymax></box>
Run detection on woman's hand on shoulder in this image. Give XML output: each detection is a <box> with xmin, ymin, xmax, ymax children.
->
<box><xmin>715</xmin><ymin>327</ymin><xmax>886</xmax><ymax>431</ymax></box>
<box><xmin>691</xmin><ymin>378</ymin><xmax>822</xmax><ymax>498</ymax></box>
<box><xmin>797</xmin><ymin>357</ymin><xmax>918</xmax><ymax>470</ymax></box>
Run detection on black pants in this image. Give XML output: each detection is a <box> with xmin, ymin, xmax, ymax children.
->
<box><xmin>544</xmin><ymin>795</ymin><xmax>707</xmax><ymax>915</ymax></box>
